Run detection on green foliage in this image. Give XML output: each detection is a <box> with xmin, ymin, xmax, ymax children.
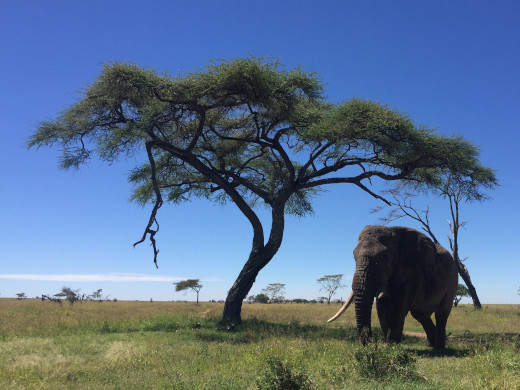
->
<box><xmin>174</xmin><ymin>279</ymin><xmax>202</xmax><ymax>293</ymax></box>
<box><xmin>454</xmin><ymin>284</ymin><xmax>471</xmax><ymax>307</ymax></box>
<box><xmin>174</xmin><ymin>279</ymin><xmax>203</xmax><ymax>304</ymax></box>
<box><xmin>253</xmin><ymin>293</ymin><xmax>270</xmax><ymax>303</ymax></box>
<box><xmin>28</xmin><ymin>56</ymin><xmax>493</xmax><ymax>215</ymax></box>
<box><xmin>255</xmin><ymin>356</ymin><xmax>316</xmax><ymax>390</ymax></box>
<box><xmin>353</xmin><ymin>341</ymin><xmax>419</xmax><ymax>381</ymax></box>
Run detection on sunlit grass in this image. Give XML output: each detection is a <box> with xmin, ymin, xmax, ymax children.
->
<box><xmin>0</xmin><ymin>299</ymin><xmax>518</xmax><ymax>389</ymax></box>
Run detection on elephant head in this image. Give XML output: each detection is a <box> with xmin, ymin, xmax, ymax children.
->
<box><xmin>351</xmin><ymin>226</ymin><xmax>400</xmax><ymax>339</ymax></box>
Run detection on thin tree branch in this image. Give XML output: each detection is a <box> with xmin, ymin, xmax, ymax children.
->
<box><xmin>133</xmin><ymin>141</ymin><xmax>163</xmax><ymax>268</ymax></box>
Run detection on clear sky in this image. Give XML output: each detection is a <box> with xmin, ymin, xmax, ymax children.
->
<box><xmin>1</xmin><ymin>0</ymin><xmax>519</xmax><ymax>304</ymax></box>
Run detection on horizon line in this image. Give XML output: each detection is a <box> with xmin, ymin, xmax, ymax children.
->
<box><xmin>0</xmin><ymin>273</ymin><xmax>223</xmax><ymax>283</ymax></box>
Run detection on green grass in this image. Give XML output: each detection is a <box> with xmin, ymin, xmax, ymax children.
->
<box><xmin>0</xmin><ymin>299</ymin><xmax>519</xmax><ymax>389</ymax></box>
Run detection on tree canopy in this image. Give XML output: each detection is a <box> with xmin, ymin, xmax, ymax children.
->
<box><xmin>261</xmin><ymin>283</ymin><xmax>286</xmax><ymax>303</ymax></box>
<box><xmin>174</xmin><ymin>279</ymin><xmax>203</xmax><ymax>304</ymax></box>
<box><xmin>29</xmin><ymin>56</ymin><xmax>495</xmax><ymax>323</ymax></box>
<box><xmin>317</xmin><ymin>274</ymin><xmax>345</xmax><ymax>304</ymax></box>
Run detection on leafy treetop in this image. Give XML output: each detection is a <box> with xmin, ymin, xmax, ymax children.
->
<box><xmin>174</xmin><ymin>279</ymin><xmax>202</xmax><ymax>293</ymax></box>
<box><xmin>29</xmin><ymin>57</ymin><xmax>488</xmax><ymax>224</ymax></box>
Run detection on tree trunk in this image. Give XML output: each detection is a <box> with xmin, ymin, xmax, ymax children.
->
<box><xmin>222</xmin><ymin>205</ymin><xmax>285</xmax><ymax>324</ymax></box>
<box><xmin>449</xmin><ymin>198</ymin><xmax>482</xmax><ymax>310</ymax></box>
<box><xmin>222</xmin><ymin>251</ymin><xmax>272</xmax><ymax>323</ymax></box>
<box><xmin>455</xmin><ymin>257</ymin><xmax>482</xmax><ymax>309</ymax></box>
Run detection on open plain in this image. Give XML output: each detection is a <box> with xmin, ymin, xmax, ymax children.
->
<box><xmin>0</xmin><ymin>299</ymin><xmax>519</xmax><ymax>389</ymax></box>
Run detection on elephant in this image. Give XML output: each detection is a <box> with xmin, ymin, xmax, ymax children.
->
<box><xmin>328</xmin><ymin>225</ymin><xmax>458</xmax><ymax>348</ymax></box>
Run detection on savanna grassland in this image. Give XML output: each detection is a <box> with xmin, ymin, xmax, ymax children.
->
<box><xmin>0</xmin><ymin>299</ymin><xmax>519</xmax><ymax>389</ymax></box>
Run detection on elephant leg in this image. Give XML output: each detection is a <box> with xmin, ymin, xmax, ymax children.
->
<box><xmin>411</xmin><ymin>310</ymin><xmax>436</xmax><ymax>347</ymax></box>
<box><xmin>383</xmin><ymin>298</ymin><xmax>408</xmax><ymax>343</ymax></box>
<box><xmin>432</xmin><ymin>288</ymin><xmax>456</xmax><ymax>349</ymax></box>
<box><xmin>386</xmin><ymin>309</ymin><xmax>408</xmax><ymax>343</ymax></box>
<box><xmin>434</xmin><ymin>312</ymin><xmax>449</xmax><ymax>349</ymax></box>
<box><xmin>385</xmin><ymin>281</ymin><xmax>420</xmax><ymax>344</ymax></box>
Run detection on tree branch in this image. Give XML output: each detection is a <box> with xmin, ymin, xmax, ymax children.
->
<box><xmin>133</xmin><ymin>141</ymin><xmax>163</xmax><ymax>268</ymax></box>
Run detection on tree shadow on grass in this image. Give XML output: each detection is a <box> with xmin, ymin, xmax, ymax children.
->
<box><xmin>202</xmin><ymin>317</ymin><xmax>361</xmax><ymax>344</ymax></box>
<box><xmin>96</xmin><ymin>314</ymin><xmax>361</xmax><ymax>345</ymax></box>
<box><xmin>406</xmin><ymin>331</ymin><xmax>520</xmax><ymax>358</ymax></box>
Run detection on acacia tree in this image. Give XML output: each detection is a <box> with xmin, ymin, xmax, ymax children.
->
<box><xmin>16</xmin><ymin>292</ymin><xmax>27</xmax><ymax>300</ymax></box>
<box><xmin>453</xmin><ymin>284</ymin><xmax>471</xmax><ymax>307</ymax></box>
<box><xmin>174</xmin><ymin>279</ymin><xmax>203</xmax><ymax>305</ymax></box>
<box><xmin>29</xmin><ymin>56</ymin><xmax>492</xmax><ymax>323</ymax></box>
<box><xmin>261</xmin><ymin>283</ymin><xmax>286</xmax><ymax>303</ymax></box>
<box><xmin>317</xmin><ymin>274</ymin><xmax>345</xmax><ymax>304</ymax></box>
<box><xmin>54</xmin><ymin>286</ymin><xmax>80</xmax><ymax>305</ymax></box>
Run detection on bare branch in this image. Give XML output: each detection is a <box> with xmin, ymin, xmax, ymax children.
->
<box><xmin>133</xmin><ymin>142</ymin><xmax>163</xmax><ymax>268</ymax></box>
<box><xmin>354</xmin><ymin>182</ymin><xmax>391</xmax><ymax>206</ymax></box>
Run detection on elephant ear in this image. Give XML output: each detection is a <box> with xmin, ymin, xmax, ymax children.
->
<box><xmin>393</xmin><ymin>228</ymin><xmax>437</xmax><ymax>284</ymax></box>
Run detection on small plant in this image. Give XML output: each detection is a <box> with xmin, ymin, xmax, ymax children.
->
<box><xmin>354</xmin><ymin>341</ymin><xmax>419</xmax><ymax>381</ymax></box>
<box><xmin>256</xmin><ymin>357</ymin><xmax>316</xmax><ymax>390</ymax></box>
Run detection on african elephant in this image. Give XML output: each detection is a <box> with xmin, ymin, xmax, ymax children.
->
<box><xmin>328</xmin><ymin>225</ymin><xmax>457</xmax><ymax>348</ymax></box>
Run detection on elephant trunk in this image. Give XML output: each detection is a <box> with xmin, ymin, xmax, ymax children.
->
<box><xmin>352</xmin><ymin>256</ymin><xmax>380</xmax><ymax>343</ymax></box>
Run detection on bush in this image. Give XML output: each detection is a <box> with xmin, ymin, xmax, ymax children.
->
<box><xmin>353</xmin><ymin>341</ymin><xmax>419</xmax><ymax>381</ymax></box>
<box><xmin>256</xmin><ymin>357</ymin><xmax>316</xmax><ymax>390</ymax></box>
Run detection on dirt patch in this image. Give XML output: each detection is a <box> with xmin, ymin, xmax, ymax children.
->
<box><xmin>403</xmin><ymin>331</ymin><xmax>427</xmax><ymax>339</ymax></box>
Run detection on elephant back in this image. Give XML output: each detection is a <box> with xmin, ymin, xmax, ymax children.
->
<box><xmin>393</xmin><ymin>226</ymin><xmax>437</xmax><ymax>282</ymax></box>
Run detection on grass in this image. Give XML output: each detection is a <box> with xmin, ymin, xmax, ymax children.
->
<box><xmin>0</xmin><ymin>299</ymin><xmax>519</xmax><ymax>389</ymax></box>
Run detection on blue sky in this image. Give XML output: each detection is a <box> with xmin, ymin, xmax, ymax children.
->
<box><xmin>1</xmin><ymin>0</ymin><xmax>518</xmax><ymax>304</ymax></box>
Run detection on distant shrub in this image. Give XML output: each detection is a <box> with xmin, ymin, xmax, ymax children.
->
<box><xmin>354</xmin><ymin>341</ymin><xmax>419</xmax><ymax>381</ymax></box>
<box><xmin>256</xmin><ymin>357</ymin><xmax>316</xmax><ymax>390</ymax></box>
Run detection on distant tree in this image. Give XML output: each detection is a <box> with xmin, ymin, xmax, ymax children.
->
<box><xmin>453</xmin><ymin>284</ymin><xmax>471</xmax><ymax>307</ymax></box>
<box><xmin>29</xmin><ymin>56</ymin><xmax>495</xmax><ymax>324</ymax></box>
<box><xmin>174</xmin><ymin>279</ymin><xmax>203</xmax><ymax>305</ymax></box>
<box><xmin>317</xmin><ymin>274</ymin><xmax>345</xmax><ymax>304</ymax></box>
<box><xmin>253</xmin><ymin>293</ymin><xmax>269</xmax><ymax>303</ymax></box>
<box><xmin>16</xmin><ymin>292</ymin><xmax>27</xmax><ymax>300</ymax></box>
<box><xmin>246</xmin><ymin>295</ymin><xmax>255</xmax><ymax>304</ymax></box>
<box><xmin>261</xmin><ymin>283</ymin><xmax>286</xmax><ymax>303</ymax></box>
<box><xmin>54</xmin><ymin>286</ymin><xmax>80</xmax><ymax>305</ymax></box>
<box><xmin>89</xmin><ymin>288</ymin><xmax>104</xmax><ymax>301</ymax></box>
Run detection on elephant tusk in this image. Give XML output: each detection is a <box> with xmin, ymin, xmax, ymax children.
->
<box><xmin>327</xmin><ymin>291</ymin><xmax>354</xmax><ymax>323</ymax></box>
<box><xmin>377</xmin><ymin>291</ymin><xmax>386</xmax><ymax>300</ymax></box>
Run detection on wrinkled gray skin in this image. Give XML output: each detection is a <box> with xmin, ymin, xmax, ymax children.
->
<box><xmin>352</xmin><ymin>225</ymin><xmax>457</xmax><ymax>348</ymax></box>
